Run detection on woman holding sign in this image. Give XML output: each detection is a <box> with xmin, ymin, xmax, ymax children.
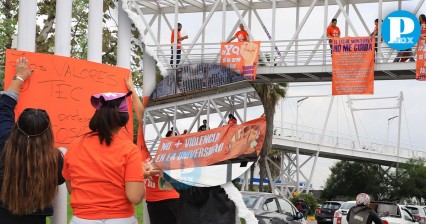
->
<box><xmin>0</xmin><ymin>57</ymin><xmax>65</xmax><ymax>224</ymax></box>
<box><xmin>62</xmin><ymin>89</ymin><xmax>145</xmax><ymax>223</ymax></box>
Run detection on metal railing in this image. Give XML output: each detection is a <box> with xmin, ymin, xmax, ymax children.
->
<box><xmin>273</xmin><ymin>121</ymin><xmax>426</xmax><ymax>159</ymax></box>
<box><xmin>149</xmin><ymin>37</ymin><xmax>417</xmax><ymax>69</ymax></box>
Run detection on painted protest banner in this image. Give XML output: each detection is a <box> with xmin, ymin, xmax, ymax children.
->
<box><xmin>220</xmin><ymin>41</ymin><xmax>260</xmax><ymax>81</ymax></box>
<box><xmin>332</xmin><ymin>36</ymin><xmax>375</xmax><ymax>95</ymax></box>
<box><xmin>154</xmin><ymin>116</ymin><xmax>266</xmax><ymax>171</ymax></box>
<box><xmin>5</xmin><ymin>49</ymin><xmax>132</xmax><ymax>147</ymax></box>
<box><xmin>416</xmin><ymin>36</ymin><xmax>426</xmax><ymax>81</ymax></box>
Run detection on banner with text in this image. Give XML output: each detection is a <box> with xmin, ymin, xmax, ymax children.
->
<box><xmin>332</xmin><ymin>36</ymin><xmax>375</xmax><ymax>95</ymax></box>
<box><xmin>5</xmin><ymin>49</ymin><xmax>132</xmax><ymax>147</ymax></box>
<box><xmin>416</xmin><ymin>36</ymin><xmax>426</xmax><ymax>81</ymax></box>
<box><xmin>154</xmin><ymin>116</ymin><xmax>266</xmax><ymax>170</ymax></box>
<box><xmin>220</xmin><ymin>41</ymin><xmax>260</xmax><ymax>81</ymax></box>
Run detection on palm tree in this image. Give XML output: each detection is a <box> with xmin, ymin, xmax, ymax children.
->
<box><xmin>252</xmin><ymin>82</ymin><xmax>287</xmax><ymax>191</ymax></box>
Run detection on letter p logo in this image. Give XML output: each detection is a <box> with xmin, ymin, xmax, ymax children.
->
<box><xmin>388</xmin><ymin>17</ymin><xmax>414</xmax><ymax>43</ymax></box>
<box><xmin>382</xmin><ymin>10</ymin><xmax>420</xmax><ymax>50</ymax></box>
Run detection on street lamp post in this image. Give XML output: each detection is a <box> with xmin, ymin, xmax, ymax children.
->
<box><xmin>295</xmin><ymin>97</ymin><xmax>308</xmax><ymax>194</ymax></box>
<box><xmin>386</xmin><ymin>115</ymin><xmax>398</xmax><ymax>151</ymax></box>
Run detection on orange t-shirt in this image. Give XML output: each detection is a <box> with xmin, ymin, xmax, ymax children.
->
<box><xmin>171</xmin><ymin>29</ymin><xmax>182</xmax><ymax>49</ymax></box>
<box><xmin>421</xmin><ymin>22</ymin><xmax>426</xmax><ymax>35</ymax></box>
<box><xmin>228</xmin><ymin>118</ymin><xmax>237</xmax><ymax>125</ymax></box>
<box><xmin>327</xmin><ymin>25</ymin><xmax>341</xmax><ymax>43</ymax></box>
<box><xmin>141</xmin><ymin>149</ymin><xmax>180</xmax><ymax>202</ymax></box>
<box><xmin>62</xmin><ymin>132</ymin><xmax>144</xmax><ymax>219</ymax></box>
<box><xmin>235</xmin><ymin>30</ymin><xmax>249</xmax><ymax>42</ymax></box>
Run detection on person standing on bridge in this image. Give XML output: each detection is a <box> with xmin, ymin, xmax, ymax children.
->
<box><xmin>327</xmin><ymin>18</ymin><xmax>341</xmax><ymax>55</ymax></box>
<box><xmin>227</xmin><ymin>23</ymin><xmax>250</xmax><ymax>43</ymax></box>
<box><xmin>346</xmin><ymin>193</ymin><xmax>382</xmax><ymax>224</ymax></box>
<box><xmin>170</xmin><ymin>23</ymin><xmax>189</xmax><ymax>67</ymax></box>
<box><xmin>370</xmin><ymin>19</ymin><xmax>382</xmax><ymax>62</ymax></box>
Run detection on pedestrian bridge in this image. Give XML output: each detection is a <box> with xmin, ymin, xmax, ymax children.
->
<box><xmin>272</xmin><ymin>122</ymin><xmax>426</xmax><ymax>166</ymax></box>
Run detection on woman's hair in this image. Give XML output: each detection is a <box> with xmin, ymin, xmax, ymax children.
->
<box><xmin>420</xmin><ymin>14</ymin><xmax>426</xmax><ymax>23</ymax></box>
<box><xmin>0</xmin><ymin>108</ymin><xmax>58</xmax><ymax>215</ymax></box>
<box><xmin>88</xmin><ymin>96</ymin><xmax>129</xmax><ymax>146</ymax></box>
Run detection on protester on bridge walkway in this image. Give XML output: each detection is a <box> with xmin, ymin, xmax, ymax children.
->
<box><xmin>420</xmin><ymin>14</ymin><xmax>426</xmax><ymax>35</ymax></box>
<box><xmin>126</xmin><ymin>75</ymin><xmax>180</xmax><ymax>224</ymax></box>
<box><xmin>228</xmin><ymin>23</ymin><xmax>250</xmax><ymax>43</ymax></box>
<box><xmin>327</xmin><ymin>18</ymin><xmax>341</xmax><ymax>55</ymax></box>
<box><xmin>228</xmin><ymin>114</ymin><xmax>237</xmax><ymax>125</ymax></box>
<box><xmin>0</xmin><ymin>57</ymin><xmax>65</xmax><ymax>224</ymax></box>
<box><xmin>63</xmin><ymin>89</ymin><xmax>145</xmax><ymax>224</ymax></box>
<box><xmin>370</xmin><ymin>19</ymin><xmax>382</xmax><ymax>62</ymax></box>
<box><xmin>198</xmin><ymin>119</ymin><xmax>208</xmax><ymax>132</ymax></box>
<box><xmin>346</xmin><ymin>193</ymin><xmax>382</xmax><ymax>224</ymax></box>
<box><xmin>170</xmin><ymin>22</ymin><xmax>188</xmax><ymax>67</ymax></box>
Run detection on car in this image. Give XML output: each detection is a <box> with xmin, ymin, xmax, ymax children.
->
<box><xmin>333</xmin><ymin>201</ymin><xmax>357</xmax><ymax>224</ymax></box>
<box><xmin>404</xmin><ymin>205</ymin><xmax>426</xmax><ymax>224</ymax></box>
<box><xmin>370</xmin><ymin>201</ymin><xmax>418</xmax><ymax>224</ymax></box>
<box><xmin>315</xmin><ymin>201</ymin><xmax>344</xmax><ymax>224</ymax></box>
<box><xmin>241</xmin><ymin>191</ymin><xmax>307</xmax><ymax>224</ymax></box>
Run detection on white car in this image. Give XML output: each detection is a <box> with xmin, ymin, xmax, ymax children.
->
<box><xmin>373</xmin><ymin>202</ymin><xmax>418</xmax><ymax>224</ymax></box>
<box><xmin>333</xmin><ymin>201</ymin><xmax>356</xmax><ymax>224</ymax></box>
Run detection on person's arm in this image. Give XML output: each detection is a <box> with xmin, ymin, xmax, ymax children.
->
<box><xmin>178</xmin><ymin>35</ymin><xmax>188</xmax><ymax>41</ymax></box>
<box><xmin>125</xmin><ymin>182</ymin><xmax>145</xmax><ymax>204</ymax></box>
<box><xmin>125</xmin><ymin>73</ymin><xmax>144</xmax><ymax>123</ymax></box>
<box><xmin>125</xmin><ymin>74</ymin><xmax>161</xmax><ymax>178</ymax></box>
<box><xmin>326</xmin><ymin>27</ymin><xmax>332</xmax><ymax>38</ymax></box>
<box><xmin>227</xmin><ymin>35</ymin><xmax>237</xmax><ymax>43</ymax></box>
<box><xmin>0</xmin><ymin>57</ymin><xmax>32</xmax><ymax>152</ymax></box>
<box><xmin>370</xmin><ymin>211</ymin><xmax>383</xmax><ymax>224</ymax></box>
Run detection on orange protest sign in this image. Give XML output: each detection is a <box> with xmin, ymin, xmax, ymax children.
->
<box><xmin>220</xmin><ymin>41</ymin><xmax>260</xmax><ymax>81</ymax></box>
<box><xmin>4</xmin><ymin>49</ymin><xmax>132</xmax><ymax>147</ymax></box>
<box><xmin>416</xmin><ymin>36</ymin><xmax>426</xmax><ymax>81</ymax></box>
<box><xmin>154</xmin><ymin>116</ymin><xmax>266</xmax><ymax>170</ymax></box>
<box><xmin>332</xmin><ymin>36</ymin><xmax>375</xmax><ymax>95</ymax></box>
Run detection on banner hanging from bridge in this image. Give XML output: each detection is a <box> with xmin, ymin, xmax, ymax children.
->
<box><xmin>4</xmin><ymin>49</ymin><xmax>132</xmax><ymax>147</ymax></box>
<box><xmin>154</xmin><ymin>116</ymin><xmax>266</xmax><ymax>171</ymax></box>
<box><xmin>416</xmin><ymin>36</ymin><xmax>426</xmax><ymax>81</ymax></box>
<box><xmin>332</xmin><ymin>36</ymin><xmax>375</xmax><ymax>95</ymax></box>
<box><xmin>220</xmin><ymin>41</ymin><xmax>260</xmax><ymax>81</ymax></box>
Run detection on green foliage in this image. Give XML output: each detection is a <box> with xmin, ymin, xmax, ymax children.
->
<box><xmin>0</xmin><ymin>0</ymin><xmax>145</xmax><ymax>91</ymax></box>
<box><xmin>290</xmin><ymin>193</ymin><xmax>318</xmax><ymax>216</ymax></box>
<box><xmin>398</xmin><ymin>158</ymin><xmax>426</xmax><ymax>201</ymax></box>
<box><xmin>322</xmin><ymin>159</ymin><xmax>426</xmax><ymax>203</ymax></box>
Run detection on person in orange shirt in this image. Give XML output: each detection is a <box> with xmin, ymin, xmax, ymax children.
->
<box><xmin>327</xmin><ymin>18</ymin><xmax>341</xmax><ymax>55</ymax></box>
<box><xmin>370</xmin><ymin>19</ymin><xmax>382</xmax><ymax>61</ymax></box>
<box><xmin>170</xmin><ymin>23</ymin><xmax>188</xmax><ymax>67</ymax></box>
<box><xmin>126</xmin><ymin>76</ymin><xmax>180</xmax><ymax>224</ymax></box>
<box><xmin>228</xmin><ymin>114</ymin><xmax>237</xmax><ymax>125</ymax></box>
<box><xmin>63</xmin><ymin>90</ymin><xmax>145</xmax><ymax>224</ymax></box>
<box><xmin>227</xmin><ymin>23</ymin><xmax>250</xmax><ymax>42</ymax></box>
<box><xmin>420</xmin><ymin>14</ymin><xmax>426</xmax><ymax>35</ymax></box>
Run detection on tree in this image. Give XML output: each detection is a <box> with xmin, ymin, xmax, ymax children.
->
<box><xmin>398</xmin><ymin>158</ymin><xmax>426</xmax><ymax>203</ymax></box>
<box><xmin>0</xmin><ymin>0</ymin><xmax>144</xmax><ymax>91</ymax></box>
<box><xmin>321</xmin><ymin>160</ymin><xmax>402</xmax><ymax>201</ymax></box>
<box><xmin>252</xmin><ymin>82</ymin><xmax>287</xmax><ymax>191</ymax></box>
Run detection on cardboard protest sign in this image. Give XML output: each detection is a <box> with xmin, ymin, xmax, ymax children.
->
<box><xmin>332</xmin><ymin>36</ymin><xmax>375</xmax><ymax>95</ymax></box>
<box><xmin>5</xmin><ymin>49</ymin><xmax>132</xmax><ymax>147</ymax></box>
<box><xmin>416</xmin><ymin>36</ymin><xmax>426</xmax><ymax>81</ymax></box>
<box><xmin>154</xmin><ymin>116</ymin><xmax>266</xmax><ymax>171</ymax></box>
<box><xmin>220</xmin><ymin>41</ymin><xmax>260</xmax><ymax>81</ymax></box>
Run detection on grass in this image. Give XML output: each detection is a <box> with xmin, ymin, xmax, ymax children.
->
<box><xmin>46</xmin><ymin>194</ymin><xmax>144</xmax><ymax>223</ymax></box>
